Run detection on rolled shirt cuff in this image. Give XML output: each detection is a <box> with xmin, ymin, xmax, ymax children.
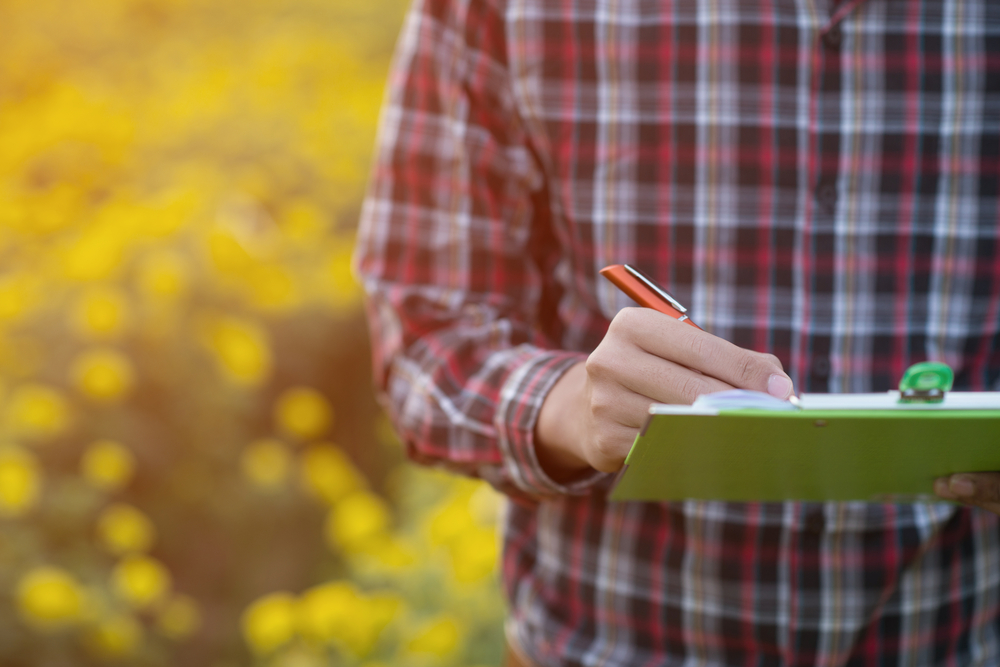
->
<box><xmin>491</xmin><ymin>347</ymin><xmax>611</xmax><ymax>498</ymax></box>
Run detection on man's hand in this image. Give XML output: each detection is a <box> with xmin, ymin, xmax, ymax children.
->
<box><xmin>535</xmin><ymin>307</ymin><xmax>793</xmax><ymax>477</ymax></box>
<box><xmin>934</xmin><ymin>474</ymin><xmax>1000</xmax><ymax>515</ymax></box>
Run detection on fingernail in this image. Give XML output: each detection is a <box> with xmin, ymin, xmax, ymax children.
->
<box><xmin>767</xmin><ymin>374</ymin><xmax>793</xmax><ymax>399</ymax></box>
<box><xmin>951</xmin><ymin>475</ymin><xmax>976</xmax><ymax>498</ymax></box>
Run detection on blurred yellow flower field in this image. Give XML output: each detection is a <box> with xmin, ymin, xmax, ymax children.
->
<box><xmin>0</xmin><ymin>0</ymin><xmax>508</xmax><ymax>664</ymax></box>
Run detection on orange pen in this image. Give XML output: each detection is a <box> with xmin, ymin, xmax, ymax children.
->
<box><xmin>599</xmin><ymin>264</ymin><xmax>702</xmax><ymax>330</ymax></box>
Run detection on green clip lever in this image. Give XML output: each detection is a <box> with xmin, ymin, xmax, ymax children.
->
<box><xmin>898</xmin><ymin>362</ymin><xmax>953</xmax><ymax>403</ymax></box>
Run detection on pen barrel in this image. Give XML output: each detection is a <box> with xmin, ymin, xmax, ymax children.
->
<box><xmin>599</xmin><ymin>265</ymin><xmax>701</xmax><ymax>329</ymax></box>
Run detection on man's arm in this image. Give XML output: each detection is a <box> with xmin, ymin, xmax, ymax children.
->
<box><xmin>355</xmin><ymin>0</ymin><xmax>596</xmax><ymax>500</ymax></box>
<box><xmin>357</xmin><ymin>0</ymin><xmax>796</xmax><ymax>496</ymax></box>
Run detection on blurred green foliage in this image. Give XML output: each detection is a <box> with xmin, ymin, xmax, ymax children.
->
<box><xmin>0</xmin><ymin>0</ymin><xmax>507</xmax><ymax>664</ymax></box>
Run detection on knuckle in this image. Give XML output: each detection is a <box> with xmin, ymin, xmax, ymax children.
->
<box><xmin>679</xmin><ymin>375</ymin><xmax>711</xmax><ymax>404</ymax></box>
<box><xmin>734</xmin><ymin>353</ymin><xmax>761</xmax><ymax>387</ymax></box>
<box><xmin>763</xmin><ymin>353</ymin><xmax>783</xmax><ymax>370</ymax></box>
<box><xmin>589</xmin><ymin>389</ymin><xmax>614</xmax><ymax>419</ymax></box>
<box><xmin>585</xmin><ymin>349</ymin><xmax>614</xmax><ymax>380</ymax></box>
<box><xmin>688</xmin><ymin>332</ymin><xmax>711</xmax><ymax>362</ymax></box>
<box><xmin>606</xmin><ymin>315</ymin><xmax>622</xmax><ymax>338</ymax></box>
<box><xmin>584</xmin><ymin>352</ymin><xmax>601</xmax><ymax>376</ymax></box>
<box><xmin>611</xmin><ymin>307</ymin><xmax>640</xmax><ymax>333</ymax></box>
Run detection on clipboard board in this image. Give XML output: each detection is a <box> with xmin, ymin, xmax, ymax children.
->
<box><xmin>608</xmin><ymin>391</ymin><xmax>1000</xmax><ymax>502</ymax></box>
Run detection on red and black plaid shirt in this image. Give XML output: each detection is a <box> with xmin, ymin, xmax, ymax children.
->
<box><xmin>356</xmin><ymin>0</ymin><xmax>1000</xmax><ymax>664</ymax></box>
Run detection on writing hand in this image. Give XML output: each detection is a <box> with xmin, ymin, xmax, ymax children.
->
<box><xmin>934</xmin><ymin>473</ymin><xmax>1000</xmax><ymax>516</ymax></box>
<box><xmin>535</xmin><ymin>307</ymin><xmax>794</xmax><ymax>476</ymax></box>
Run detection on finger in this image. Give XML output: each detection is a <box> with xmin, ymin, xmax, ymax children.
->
<box><xmin>588</xmin><ymin>334</ymin><xmax>735</xmax><ymax>405</ymax></box>
<box><xmin>618</xmin><ymin>309</ymin><xmax>792</xmax><ymax>397</ymax></box>
<box><xmin>623</xmin><ymin>352</ymin><xmax>735</xmax><ymax>405</ymax></box>
<box><xmin>934</xmin><ymin>477</ymin><xmax>957</xmax><ymax>500</ymax></box>
<box><xmin>936</xmin><ymin>473</ymin><xmax>1000</xmax><ymax>505</ymax></box>
<box><xmin>648</xmin><ymin>318</ymin><xmax>786</xmax><ymax>388</ymax></box>
<box><xmin>933</xmin><ymin>479</ymin><xmax>1000</xmax><ymax>516</ymax></box>
<box><xmin>589</xmin><ymin>382</ymin><xmax>671</xmax><ymax>429</ymax></box>
<box><xmin>934</xmin><ymin>475</ymin><xmax>1000</xmax><ymax>517</ymax></box>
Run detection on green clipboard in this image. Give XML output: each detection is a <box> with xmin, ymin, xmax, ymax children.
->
<box><xmin>608</xmin><ymin>391</ymin><xmax>1000</xmax><ymax>503</ymax></box>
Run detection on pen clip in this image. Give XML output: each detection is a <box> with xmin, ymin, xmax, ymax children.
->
<box><xmin>622</xmin><ymin>264</ymin><xmax>689</xmax><ymax>314</ymax></box>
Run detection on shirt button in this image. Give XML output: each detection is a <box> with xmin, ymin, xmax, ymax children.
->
<box><xmin>812</xmin><ymin>357</ymin><xmax>830</xmax><ymax>378</ymax></box>
<box><xmin>822</xmin><ymin>23</ymin><xmax>842</xmax><ymax>50</ymax></box>
<box><xmin>815</xmin><ymin>181</ymin><xmax>837</xmax><ymax>216</ymax></box>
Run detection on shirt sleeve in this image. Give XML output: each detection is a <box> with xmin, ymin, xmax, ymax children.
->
<box><xmin>353</xmin><ymin>0</ymin><xmax>607</xmax><ymax>500</ymax></box>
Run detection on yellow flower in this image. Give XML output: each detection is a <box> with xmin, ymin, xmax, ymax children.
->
<box><xmin>137</xmin><ymin>250</ymin><xmax>188</xmax><ymax>299</ymax></box>
<box><xmin>299</xmin><ymin>444</ymin><xmax>361</xmax><ymax>505</ymax></box>
<box><xmin>342</xmin><ymin>593</ymin><xmax>400</xmax><ymax>658</ymax></box>
<box><xmin>324</xmin><ymin>490</ymin><xmax>390</xmax><ymax>554</ymax></box>
<box><xmin>365</xmin><ymin>535</ymin><xmax>417</xmax><ymax>570</ymax></box>
<box><xmin>448</xmin><ymin>526</ymin><xmax>499</xmax><ymax>583</ymax></box>
<box><xmin>16</xmin><ymin>567</ymin><xmax>84</xmax><ymax>630</ymax></box>
<box><xmin>60</xmin><ymin>227</ymin><xmax>125</xmax><ymax>282</ymax></box>
<box><xmin>241</xmin><ymin>438</ymin><xmax>291</xmax><ymax>490</ymax></box>
<box><xmin>111</xmin><ymin>555</ymin><xmax>171</xmax><ymax>609</ymax></box>
<box><xmin>275</xmin><ymin>387</ymin><xmax>332</xmax><ymax>439</ymax></box>
<box><xmin>5</xmin><ymin>383</ymin><xmax>70</xmax><ymax>440</ymax></box>
<box><xmin>0</xmin><ymin>446</ymin><xmax>40</xmax><ymax>516</ymax></box>
<box><xmin>469</xmin><ymin>483</ymin><xmax>504</xmax><ymax>525</ymax></box>
<box><xmin>206</xmin><ymin>227</ymin><xmax>254</xmax><ymax>276</ymax></box>
<box><xmin>0</xmin><ymin>272</ymin><xmax>39</xmax><ymax>323</ymax></box>
<box><xmin>80</xmin><ymin>439</ymin><xmax>135</xmax><ymax>491</ymax></box>
<box><xmin>242</xmin><ymin>591</ymin><xmax>297</xmax><ymax>655</ymax></box>
<box><xmin>70</xmin><ymin>348</ymin><xmax>134</xmax><ymax>403</ymax></box>
<box><xmin>71</xmin><ymin>286</ymin><xmax>129</xmax><ymax>339</ymax></box>
<box><xmin>202</xmin><ymin>316</ymin><xmax>271</xmax><ymax>387</ymax></box>
<box><xmin>247</xmin><ymin>263</ymin><xmax>299</xmax><ymax>312</ymax></box>
<box><xmin>141</xmin><ymin>187</ymin><xmax>200</xmax><ymax>238</ymax></box>
<box><xmin>280</xmin><ymin>201</ymin><xmax>325</xmax><ymax>244</ymax></box>
<box><xmin>96</xmin><ymin>503</ymin><xmax>155</xmax><ymax>555</ymax></box>
<box><xmin>426</xmin><ymin>496</ymin><xmax>475</xmax><ymax>548</ymax></box>
<box><xmin>156</xmin><ymin>594</ymin><xmax>201</xmax><ymax>640</ymax></box>
<box><xmin>406</xmin><ymin>614</ymin><xmax>462</xmax><ymax>658</ymax></box>
<box><xmin>296</xmin><ymin>580</ymin><xmax>357</xmax><ymax>643</ymax></box>
<box><xmin>85</xmin><ymin>614</ymin><xmax>142</xmax><ymax>658</ymax></box>
<box><xmin>297</xmin><ymin>582</ymin><xmax>399</xmax><ymax>658</ymax></box>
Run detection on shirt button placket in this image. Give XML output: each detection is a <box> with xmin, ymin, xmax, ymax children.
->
<box><xmin>815</xmin><ymin>20</ymin><xmax>842</xmax><ymax>219</ymax></box>
<box><xmin>805</xmin><ymin>17</ymin><xmax>843</xmax><ymax>395</ymax></box>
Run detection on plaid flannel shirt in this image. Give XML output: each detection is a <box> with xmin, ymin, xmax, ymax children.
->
<box><xmin>355</xmin><ymin>0</ymin><xmax>1000</xmax><ymax>664</ymax></box>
